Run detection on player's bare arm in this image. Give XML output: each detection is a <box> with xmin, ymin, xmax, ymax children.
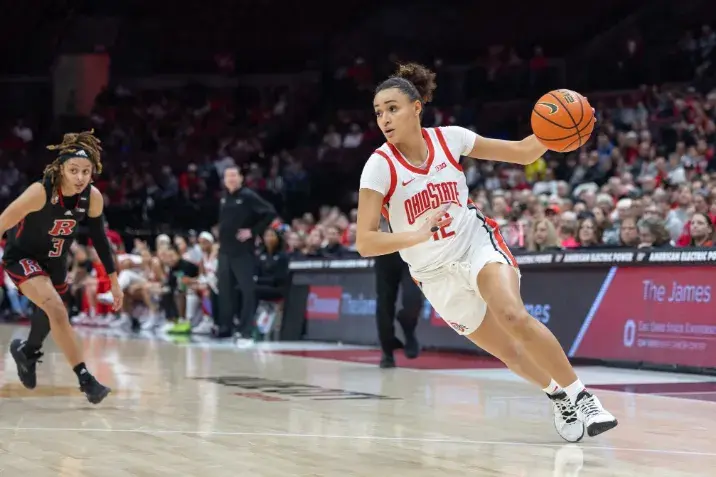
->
<box><xmin>355</xmin><ymin>188</ymin><xmax>450</xmax><ymax>257</ymax></box>
<box><xmin>466</xmin><ymin>135</ymin><xmax>547</xmax><ymax>166</ymax></box>
<box><xmin>0</xmin><ymin>182</ymin><xmax>46</xmax><ymax>238</ymax></box>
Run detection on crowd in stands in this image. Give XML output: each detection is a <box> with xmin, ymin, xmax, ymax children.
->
<box><xmin>476</xmin><ymin>83</ymin><xmax>716</xmax><ymax>252</ymax></box>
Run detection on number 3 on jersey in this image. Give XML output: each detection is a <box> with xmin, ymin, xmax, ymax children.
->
<box><xmin>49</xmin><ymin>238</ymin><xmax>65</xmax><ymax>257</ymax></box>
<box><xmin>432</xmin><ymin>212</ymin><xmax>455</xmax><ymax>241</ymax></box>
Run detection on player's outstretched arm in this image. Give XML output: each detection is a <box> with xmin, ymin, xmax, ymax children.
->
<box><xmin>0</xmin><ymin>182</ymin><xmax>46</xmax><ymax>238</ymax></box>
<box><xmin>87</xmin><ymin>186</ymin><xmax>123</xmax><ymax>310</ymax></box>
<box><xmin>466</xmin><ymin>134</ymin><xmax>547</xmax><ymax>166</ymax></box>
<box><xmin>355</xmin><ymin>188</ymin><xmax>450</xmax><ymax>257</ymax></box>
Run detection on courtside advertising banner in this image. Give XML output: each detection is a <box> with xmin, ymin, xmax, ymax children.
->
<box><xmin>570</xmin><ymin>267</ymin><xmax>716</xmax><ymax>368</ymax></box>
<box><xmin>291</xmin><ymin>258</ymin><xmax>716</xmax><ymax>369</ymax></box>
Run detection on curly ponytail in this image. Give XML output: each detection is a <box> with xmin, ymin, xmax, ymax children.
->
<box><xmin>375</xmin><ymin>62</ymin><xmax>438</xmax><ymax>104</ymax></box>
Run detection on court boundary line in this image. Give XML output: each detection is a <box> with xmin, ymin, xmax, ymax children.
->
<box><xmin>0</xmin><ymin>426</ymin><xmax>713</xmax><ymax>457</ymax></box>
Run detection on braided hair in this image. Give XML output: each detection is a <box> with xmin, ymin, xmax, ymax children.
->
<box><xmin>45</xmin><ymin>129</ymin><xmax>103</xmax><ymax>193</ymax></box>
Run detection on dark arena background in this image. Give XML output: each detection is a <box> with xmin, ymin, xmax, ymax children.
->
<box><xmin>0</xmin><ymin>0</ymin><xmax>715</xmax><ymax>475</ymax></box>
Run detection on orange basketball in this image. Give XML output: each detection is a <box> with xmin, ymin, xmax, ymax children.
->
<box><xmin>531</xmin><ymin>89</ymin><xmax>595</xmax><ymax>153</ymax></box>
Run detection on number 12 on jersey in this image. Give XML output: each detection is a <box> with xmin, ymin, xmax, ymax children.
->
<box><xmin>432</xmin><ymin>212</ymin><xmax>455</xmax><ymax>241</ymax></box>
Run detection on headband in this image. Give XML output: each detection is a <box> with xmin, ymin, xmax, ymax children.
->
<box><xmin>58</xmin><ymin>148</ymin><xmax>90</xmax><ymax>163</ymax></box>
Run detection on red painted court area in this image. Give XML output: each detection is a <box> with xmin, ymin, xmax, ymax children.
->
<box><xmin>275</xmin><ymin>349</ymin><xmax>506</xmax><ymax>370</ymax></box>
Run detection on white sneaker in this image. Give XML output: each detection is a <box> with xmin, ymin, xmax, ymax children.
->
<box><xmin>549</xmin><ymin>391</ymin><xmax>585</xmax><ymax>443</ymax></box>
<box><xmin>97</xmin><ymin>314</ymin><xmax>116</xmax><ymax>327</ymax></box>
<box><xmin>71</xmin><ymin>313</ymin><xmax>90</xmax><ymax>325</ymax></box>
<box><xmin>140</xmin><ymin>314</ymin><xmax>158</xmax><ymax>331</ymax></box>
<box><xmin>574</xmin><ymin>391</ymin><xmax>618</xmax><ymax>437</ymax></box>
<box><xmin>234</xmin><ymin>333</ymin><xmax>255</xmax><ymax>348</ymax></box>
<box><xmin>192</xmin><ymin>316</ymin><xmax>214</xmax><ymax>335</ymax></box>
<box><xmin>110</xmin><ymin>314</ymin><xmax>132</xmax><ymax>329</ymax></box>
<box><xmin>97</xmin><ymin>291</ymin><xmax>114</xmax><ymax>305</ymax></box>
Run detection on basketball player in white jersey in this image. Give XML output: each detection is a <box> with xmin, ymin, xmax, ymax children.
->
<box><xmin>357</xmin><ymin>63</ymin><xmax>617</xmax><ymax>442</ymax></box>
<box><xmin>98</xmin><ymin>253</ymin><xmax>157</xmax><ymax>329</ymax></box>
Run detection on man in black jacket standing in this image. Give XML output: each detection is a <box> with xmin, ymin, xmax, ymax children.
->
<box><xmin>216</xmin><ymin>166</ymin><xmax>276</xmax><ymax>340</ymax></box>
<box><xmin>374</xmin><ymin>217</ymin><xmax>424</xmax><ymax>368</ymax></box>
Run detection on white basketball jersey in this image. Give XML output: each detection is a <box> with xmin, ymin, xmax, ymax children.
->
<box><xmin>369</xmin><ymin>127</ymin><xmax>476</xmax><ymax>278</ymax></box>
<box><xmin>202</xmin><ymin>251</ymin><xmax>217</xmax><ymax>277</ymax></box>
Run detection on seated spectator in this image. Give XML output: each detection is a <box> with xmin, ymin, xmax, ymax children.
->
<box><xmin>591</xmin><ymin>207</ymin><xmax>612</xmax><ymax>234</ymax></box>
<box><xmin>617</xmin><ymin>217</ymin><xmax>640</xmax><ymax>247</ymax></box>
<box><xmin>684</xmin><ymin>212</ymin><xmax>715</xmax><ymax>247</ymax></box>
<box><xmin>576</xmin><ymin>217</ymin><xmax>602</xmax><ymax>248</ymax></box>
<box><xmin>302</xmin><ymin>228</ymin><xmax>324</xmax><ymax>258</ymax></box>
<box><xmin>286</xmin><ymin>231</ymin><xmax>306</xmax><ymax>258</ymax></box>
<box><xmin>526</xmin><ymin>218</ymin><xmax>561</xmax><ymax>252</ymax></box>
<box><xmin>255</xmin><ymin>228</ymin><xmax>289</xmax><ymax>301</ymax></box>
<box><xmin>665</xmin><ymin>185</ymin><xmax>692</xmax><ymax>240</ymax></box>
<box><xmin>342</xmin><ymin>123</ymin><xmax>363</xmax><ymax>148</ymax></box>
<box><xmin>175</xmin><ymin>235</ymin><xmax>202</xmax><ymax>264</ymax></box>
<box><xmin>637</xmin><ymin>216</ymin><xmax>672</xmax><ymax>248</ymax></box>
<box><xmin>559</xmin><ymin>212</ymin><xmax>579</xmax><ymax>248</ymax></box>
<box><xmin>321</xmin><ymin>225</ymin><xmax>351</xmax><ymax>258</ymax></box>
<box><xmin>344</xmin><ymin>223</ymin><xmax>358</xmax><ymax>251</ymax></box>
<box><xmin>159</xmin><ymin>245</ymin><xmax>202</xmax><ymax>334</ymax></box>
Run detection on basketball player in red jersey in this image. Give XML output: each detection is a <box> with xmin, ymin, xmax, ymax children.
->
<box><xmin>357</xmin><ymin>64</ymin><xmax>617</xmax><ymax>441</ymax></box>
<box><xmin>0</xmin><ymin>130</ymin><xmax>122</xmax><ymax>404</ymax></box>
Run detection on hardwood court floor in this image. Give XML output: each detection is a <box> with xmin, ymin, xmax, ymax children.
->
<box><xmin>0</xmin><ymin>325</ymin><xmax>713</xmax><ymax>476</ymax></box>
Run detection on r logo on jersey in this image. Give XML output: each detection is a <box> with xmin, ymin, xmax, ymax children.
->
<box><xmin>49</xmin><ymin>219</ymin><xmax>77</xmax><ymax>237</ymax></box>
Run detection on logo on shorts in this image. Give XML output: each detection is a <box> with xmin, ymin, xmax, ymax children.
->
<box><xmin>447</xmin><ymin>321</ymin><xmax>468</xmax><ymax>333</ymax></box>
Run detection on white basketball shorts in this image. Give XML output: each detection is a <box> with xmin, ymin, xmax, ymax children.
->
<box><xmin>417</xmin><ymin>213</ymin><xmax>520</xmax><ymax>336</ymax></box>
<box><xmin>118</xmin><ymin>269</ymin><xmax>146</xmax><ymax>291</ymax></box>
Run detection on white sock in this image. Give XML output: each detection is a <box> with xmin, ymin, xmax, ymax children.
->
<box><xmin>542</xmin><ymin>378</ymin><xmax>562</xmax><ymax>396</ymax></box>
<box><xmin>564</xmin><ymin>379</ymin><xmax>586</xmax><ymax>405</ymax></box>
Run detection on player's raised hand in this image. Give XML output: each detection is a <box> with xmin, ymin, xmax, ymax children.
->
<box><xmin>417</xmin><ymin>203</ymin><xmax>452</xmax><ymax>241</ymax></box>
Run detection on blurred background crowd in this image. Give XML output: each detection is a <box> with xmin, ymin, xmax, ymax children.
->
<box><xmin>0</xmin><ymin>0</ymin><xmax>713</xmax><ymax>337</ymax></box>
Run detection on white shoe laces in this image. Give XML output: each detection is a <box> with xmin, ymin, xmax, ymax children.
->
<box><xmin>577</xmin><ymin>394</ymin><xmax>602</xmax><ymax>418</ymax></box>
<box><xmin>552</xmin><ymin>394</ymin><xmax>578</xmax><ymax>423</ymax></box>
